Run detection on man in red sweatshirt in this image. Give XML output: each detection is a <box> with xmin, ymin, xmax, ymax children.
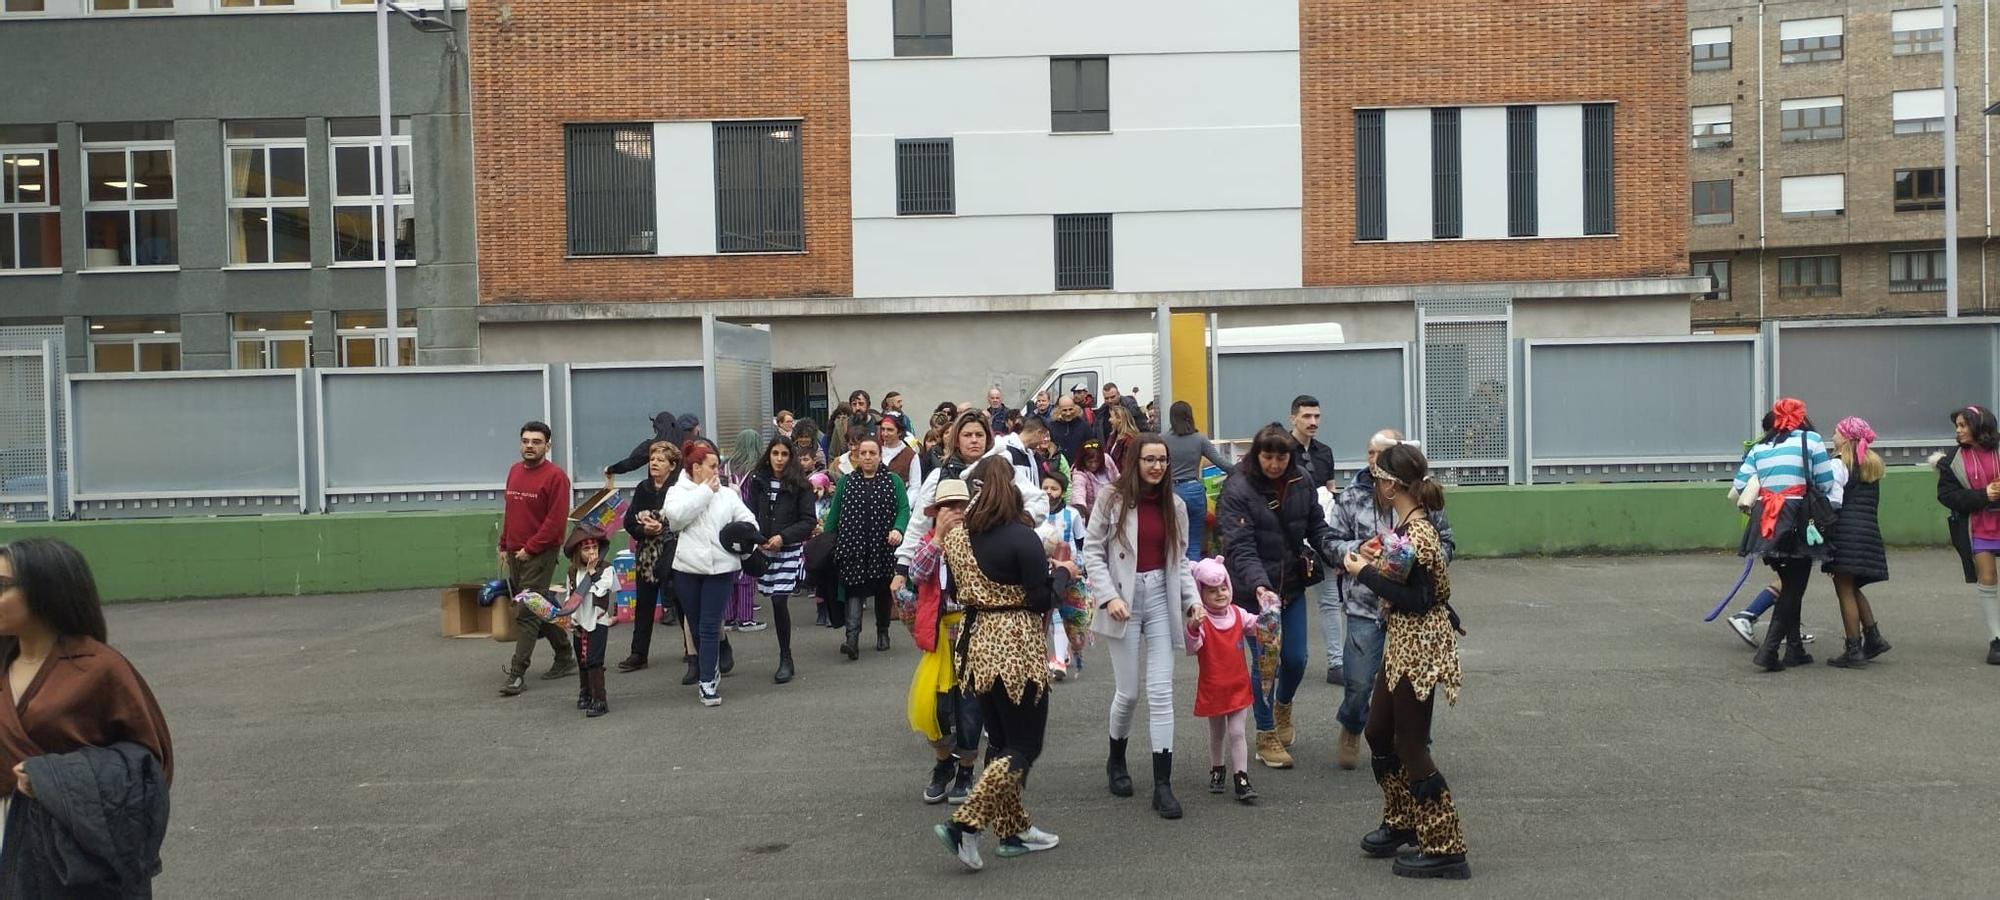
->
<box><xmin>500</xmin><ymin>421</ymin><xmax>576</xmax><ymax>696</ymax></box>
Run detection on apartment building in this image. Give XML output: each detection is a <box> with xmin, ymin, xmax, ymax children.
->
<box><xmin>0</xmin><ymin>0</ymin><xmax>475</xmax><ymax>373</ymax></box>
<box><xmin>471</xmin><ymin>0</ymin><xmax>1700</xmax><ymax>409</ymax></box>
<box><xmin>1688</xmin><ymin>0</ymin><xmax>1999</xmax><ymax>323</ymax></box>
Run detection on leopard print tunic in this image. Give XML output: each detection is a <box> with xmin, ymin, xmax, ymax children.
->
<box><xmin>942</xmin><ymin>527</ymin><xmax>1051</xmax><ymax>705</ymax></box>
<box><xmin>1377</xmin><ymin>515</ymin><xmax>1461</xmax><ymax>705</ymax></box>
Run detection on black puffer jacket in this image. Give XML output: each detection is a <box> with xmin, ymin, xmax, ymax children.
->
<box><xmin>1218</xmin><ymin>460</ymin><xmax>1336</xmax><ymax>613</ymax></box>
<box><xmin>2</xmin><ymin>742</ymin><xmax>169</xmax><ymax>899</ymax></box>
<box><xmin>1824</xmin><ymin>477</ymin><xmax>1888</xmax><ymax>586</ymax></box>
<box><xmin>746</xmin><ymin>472</ymin><xmax>817</xmax><ymax>546</ymax></box>
<box><xmin>1935</xmin><ymin>445</ymin><xmax>2000</xmax><ymax>582</ymax></box>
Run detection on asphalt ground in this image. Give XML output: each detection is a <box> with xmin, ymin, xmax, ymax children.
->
<box><xmin>119</xmin><ymin>548</ymin><xmax>2000</xmax><ymax>898</ymax></box>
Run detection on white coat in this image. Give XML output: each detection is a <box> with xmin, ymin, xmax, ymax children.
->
<box><xmin>663</xmin><ymin>475</ymin><xmax>758</xmax><ymax>575</ymax></box>
<box><xmin>1080</xmin><ymin>487</ymin><xmax>1201</xmax><ymax>645</ymax></box>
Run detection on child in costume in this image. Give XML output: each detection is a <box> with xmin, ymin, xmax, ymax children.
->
<box><xmin>565</xmin><ymin>525</ymin><xmax>619</xmax><ymax>717</ymax></box>
<box><xmin>1038</xmin><ymin>471</ymin><xmax>1089</xmax><ymax>678</ymax></box>
<box><xmin>1184</xmin><ymin>557</ymin><xmax>1258</xmax><ymax>802</ymax></box>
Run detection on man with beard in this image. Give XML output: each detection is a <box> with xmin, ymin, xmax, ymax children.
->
<box><xmin>827</xmin><ymin>390</ymin><xmax>877</xmax><ymax>459</ymax></box>
<box><xmin>499</xmin><ymin>421</ymin><xmax>576</xmax><ymax>696</ymax></box>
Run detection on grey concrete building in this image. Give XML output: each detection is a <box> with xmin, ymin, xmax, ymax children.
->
<box><xmin>0</xmin><ymin>0</ymin><xmax>475</xmax><ymax>373</ymax></box>
<box><xmin>1689</xmin><ymin>0</ymin><xmax>2000</xmax><ymax>324</ymax></box>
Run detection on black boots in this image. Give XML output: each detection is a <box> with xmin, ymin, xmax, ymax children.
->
<box><xmin>680</xmin><ymin>654</ymin><xmax>699</xmax><ymax>685</ymax></box>
<box><xmin>1151</xmin><ymin>750</ymin><xmax>1182</xmax><ymax>819</ymax></box>
<box><xmin>1393</xmin><ymin>771</ymin><xmax>1470</xmax><ymax>880</ymax></box>
<box><xmin>923</xmin><ymin>759</ymin><xmax>955</xmax><ymax>804</ymax></box>
<box><xmin>1861</xmin><ymin>623</ymin><xmax>1892</xmax><ymax>659</ymax></box>
<box><xmin>615</xmin><ymin>654</ymin><xmax>647</xmax><ymax>673</ymax></box>
<box><xmin>842</xmin><ymin>600</ymin><xmax>864</xmax><ymax>660</ymax></box>
<box><xmin>1209</xmin><ymin>766</ymin><xmax>1226</xmax><ymax>794</ymax></box>
<box><xmin>774</xmin><ymin>651</ymin><xmax>795</xmax><ymax>684</ymax></box>
<box><xmin>1826</xmin><ymin>637</ymin><xmax>1869</xmax><ymax>668</ymax></box>
<box><xmin>815</xmin><ymin>605</ymin><xmax>831</xmax><ymax>627</ymax></box>
<box><xmin>1233</xmin><ymin>771</ymin><xmax>1257</xmax><ymax>803</ymax></box>
<box><xmin>719</xmin><ymin>638</ymin><xmax>735</xmax><ymax>675</ymax></box>
<box><xmin>584</xmin><ymin>669</ymin><xmax>608</xmax><ymax>717</ymax></box>
<box><xmin>1752</xmin><ymin>627</ymin><xmax>1785</xmax><ymax>672</ymax></box>
<box><xmin>1782</xmin><ymin>637</ymin><xmax>1813</xmax><ymax>667</ymax></box>
<box><xmin>1106</xmin><ymin>737</ymin><xmax>1134</xmax><ymax>797</ymax></box>
<box><xmin>877</xmin><ymin>629</ymin><xmax>891</xmax><ymax>652</ymax></box>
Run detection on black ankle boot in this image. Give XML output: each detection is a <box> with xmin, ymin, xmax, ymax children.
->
<box><xmin>1151</xmin><ymin>750</ymin><xmax>1182</xmax><ymax>819</ymax></box>
<box><xmin>1826</xmin><ymin>636</ymin><xmax>1869</xmax><ymax>668</ymax></box>
<box><xmin>1751</xmin><ymin>629</ymin><xmax>1785</xmax><ymax>672</ymax></box>
<box><xmin>876</xmin><ymin>629</ymin><xmax>891</xmax><ymax>652</ymax></box>
<box><xmin>1861</xmin><ymin>623</ymin><xmax>1892</xmax><ymax>659</ymax></box>
<box><xmin>1362</xmin><ymin>823</ymin><xmax>1417</xmax><ymax>858</ymax></box>
<box><xmin>774</xmin><ymin>650</ymin><xmax>795</xmax><ymax>684</ymax></box>
<box><xmin>1233</xmin><ymin>771</ymin><xmax>1257</xmax><ymax>803</ymax></box>
<box><xmin>1783</xmin><ymin>637</ymin><xmax>1814</xmax><ymax>667</ymax></box>
<box><xmin>814</xmin><ymin>606</ymin><xmax>830</xmax><ymax>627</ymax></box>
<box><xmin>1106</xmin><ymin>738</ymin><xmax>1134</xmax><ymax>797</ymax></box>
<box><xmin>1208</xmin><ymin>766</ymin><xmax>1226</xmax><ymax>794</ymax></box>
<box><xmin>681</xmin><ymin>654</ymin><xmax>699</xmax><ymax>685</ymax></box>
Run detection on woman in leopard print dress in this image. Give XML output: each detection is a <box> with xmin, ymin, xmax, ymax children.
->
<box><xmin>1337</xmin><ymin>442</ymin><xmax>1469</xmax><ymax>881</ymax></box>
<box><xmin>933</xmin><ymin>457</ymin><xmax>1060</xmax><ymax>871</ymax></box>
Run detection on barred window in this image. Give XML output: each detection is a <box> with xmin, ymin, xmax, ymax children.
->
<box><xmin>895</xmin><ymin>138</ymin><xmax>954</xmax><ymax>216</ymax></box>
<box><xmin>1889</xmin><ymin>249</ymin><xmax>1946</xmax><ymax>293</ymax></box>
<box><xmin>563</xmin><ymin>123</ymin><xmax>656</xmax><ymax>256</ymax></box>
<box><xmin>1431</xmin><ymin>108</ymin><xmax>1461</xmax><ymax>240</ymax></box>
<box><xmin>1355</xmin><ymin>109</ymin><xmax>1385</xmax><ymax>241</ymax></box>
<box><xmin>1506</xmin><ymin>106</ymin><xmax>1537</xmax><ymax>237</ymax></box>
<box><xmin>1054</xmin><ymin>213</ymin><xmax>1111</xmax><ymax>291</ymax></box>
<box><xmin>1582</xmin><ymin>104</ymin><xmax>1615</xmax><ymax>235</ymax></box>
<box><xmin>714</xmin><ymin>121</ymin><xmax>804</xmax><ymax>253</ymax></box>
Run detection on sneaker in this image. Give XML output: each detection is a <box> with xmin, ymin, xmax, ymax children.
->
<box><xmin>498</xmin><ymin>673</ymin><xmax>525</xmax><ymax>696</ymax></box>
<box><xmin>923</xmin><ymin>760</ymin><xmax>955</xmax><ymax>804</ymax></box>
<box><xmin>935</xmin><ymin>824</ymin><xmax>983</xmax><ymax>871</ymax></box>
<box><xmin>1799</xmin><ymin>628</ymin><xmax>1816</xmax><ymax>645</ymax></box>
<box><xmin>1233</xmin><ymin>771</ymin><xmax>1258</xmax><ymax>803</ymax></box>
<box><xmin>736</xmin><ymin>619</ymin><xmax>768</xmax><ymax>633</ymax></box>
<box><xmin>997</xmin><ymin>825</ymin><xmax>1059</xmax><ymax>857</ymax></box>
<box><xmin>540</xmin><ymin>657</ymin><xmax>578</xmax><ymax>680</ymax></box>
<box><xmin>947</xmin><ymin>766</ymin><xmax>974</xmax><ymax>804</ymax></box>
<box><xmin>1208</xmin><ymin>766</ymin><xmax>1226</xmax><ymax>794</ymax></box>
<box><xmin>1726</xmin><ymin>613</ymin><xmax>1757</xmax><ymax>648</ymax></box>
<box><xmin>1048</xmin><ymin>658</ymin><xmax>1067</xmax><ymax>681</ymax></box>
<box><xmin>722</xmin><ymin>620</ymin><xmax>739</xmax><ymax>632</ymax></box>
<box><xmin>698</xmin><ymin>681</ymin><xmax>721</xmax><ymax>707</ymax></box>
<box><xmin>1988</xmin><ymin>637</ymin><xmax>2000</xmax><ymax>665</ymax></box>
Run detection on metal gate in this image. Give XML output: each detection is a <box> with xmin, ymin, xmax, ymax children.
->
<box><xmin>704</xmin><ymin>316</ymin><xmax>775</xmax><ymax>447</ymax></box>
<box><xmin>1416</xmin><ymin>290</ymin><xmax>1513</xmax><ymax>484</ymax></box>
<box><xmin>0</xmin><ymin>341</ymin><xmax>56</xmax><ymax>521</ymax></box>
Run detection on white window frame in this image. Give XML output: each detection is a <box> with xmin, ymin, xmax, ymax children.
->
<box><xmin>1892</xmin><ymin>89</ymin><xmax>1947</xmax><ymax>135</ymax></box>
<box><xmin>0</xmin><ymin>141</ymin><xmax>60</xmax><ymax>274</ymax></box>
<box><xmin>334</xmin><ymin>310</ymin><xmax>415</xmax><ymax>366</ymax></box>
<box><xmin>80</xmin><ymin>133</ymin><xmax>177</xmax><ymax>271</ymax></box>
<box><xmin>231</xmin><ymin>316</ymin><xmax>313</xmax><ymax>370</ymax></box>
<box><xmin>329</xmin><ymin>125</ymin><xmax>415</xmax><ymax>267</ymax></box>
<box><xmin>84</xmin><ymin>0</ymin><xmax>178</xmax><ymax>14</ymax></box>
<box><xmin>86</xmin><ymin>319</ymin><xmax>181</xmax><ymax>373</ymax></box>
<box><xmin>1691</xmin><ymin>105</ymin><xmax>1733</xmax><ymax>149</ymax></box>
<box><xmin>225</xmin><ymin>126</ymin><xmax>311</xmax><ymax>268</ymax></box>
<box><xmin>0</xmin><ymin>1</ymin><xmax>51</xmax><ymax>17</ymax></box>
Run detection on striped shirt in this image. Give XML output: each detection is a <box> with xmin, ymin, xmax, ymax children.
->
<box><xmin>1733</xmin><ymin>430</ymin><xmax>1836</xmax><ymax>497</ymax></box>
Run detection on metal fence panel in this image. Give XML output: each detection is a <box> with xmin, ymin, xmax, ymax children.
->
<box><xmin>1418</xmin><ymin>291</ymin><xmax>1513</xmax><ymax>484</ymax></box>
<box><xmin>0</xmin><ymin>345</ymin><xmax>54</xmax><ymax>521</ymax></box>
<box><xmin>1215</xmin><ymin>344</ymin><xmax>1410</xmax><ymax>462</ymax></box>
<box><xmin>566</xmin><ymin>362</ymin><xmax>705</xmax><ymax>491</ymax></box>
<box><xmin>1776</xmin><ymin>319</ymin><xmax>1996</xmax><ymax>461</ymax></box>
<box><xmin>0</xmin><ymin>326</ymin><xmax>65</xmax><ymax>515</ymax></box>
<box><xmin>1526</xmin><ymin>337</ymin><xmax>1759</xmax><ymax>482</ymax></box>
<box><xmin>705</xmin><ymin>320</ymin><xmax>774</xmax><ymax>451</ymax></box>
<box><xmin>319</xmin><ymin>366</ymin><xmax>549</xmax><ymax>511</ymax></box>
<box><xmin>68</xmin><ymin>371</ymin><xmax>304</xmax><ymax>518</ymax></box>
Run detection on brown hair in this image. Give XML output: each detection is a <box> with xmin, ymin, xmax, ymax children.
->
<box><xmin>1107</xmin><ymin>434</ymin><xmax>1184</xmax><ymax>552</ymax></box>
<box><xmin>1107</xmin><ymin>403</ymin><xmax>1139</xmax><ymax>440</ymax></box>
<box><xmin>964</xmin><ymin>456</ymin><xmax>1029</xmax><ymax>533</ymax></box>
<box><xmin>1236</xmin><ymin>423</ymin><xmax>1296</xmax><ymax>479</ymax></box>
<box><xmin>1375</xmin><ymin>442</ymin><xmax>1445</xmax><ymax>511</ymax></box>
<box><xmin>949</xmin><ymin>410</ymin><xmax>993</xmax><ymax>462</ymax></box>
<box><xmin>647</xmin><ymin>440</ymin><xmax>678</xmax><ymax>462</ymax></box>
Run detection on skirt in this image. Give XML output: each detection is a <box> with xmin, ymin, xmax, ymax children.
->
<box><xmin>1738</xmin><ymin>498</ymin><xmax>1832</xmax><ymax>561</ymax></box>
<box><xmin>756</xmin><ymin>543</ymin><xmax>806</xmax><ymax>596</ymax></box>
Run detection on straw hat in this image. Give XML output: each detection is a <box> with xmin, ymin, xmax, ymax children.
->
<box><xmin>925</xmin><ymin>479</ymin><xmax>971</xmax><ymax>516</ymax></box>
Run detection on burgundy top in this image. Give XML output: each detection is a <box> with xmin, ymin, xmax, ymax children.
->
<box><xmin>1136</xmin><ymin>489</ymin><xmax>1167</xmax><ymax>573</ymax></box>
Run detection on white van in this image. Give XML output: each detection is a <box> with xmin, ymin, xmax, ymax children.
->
<box><xmin>1032</xmin><ymin>323</ymin><xmax>1346</xmax><ymax>408</ymax></box>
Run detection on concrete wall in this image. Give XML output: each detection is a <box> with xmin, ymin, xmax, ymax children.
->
<box><xmin>0</xmin><ymin>12</ymin><xmax>478</xmax><ymax>369</ymax></box>
<box><xmin>4</xmin><ymin>466</ymin><xmax>1948</xmax><ymax>602</ymax></box>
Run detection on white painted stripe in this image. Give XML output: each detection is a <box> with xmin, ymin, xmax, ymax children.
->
<box><xmin>1460</xmin><ymin>106</ymin><xmax>1508</xmax><ymax>240</ymax></box>
<box><xmin>1383</xmin><ymin>108</ymin><xmax>1431</xmax><ymax>242</ymax></box>
<box><xmin>655</xmin><ymin>122</ymin><xmax>718</xmax><ymax>256</ymax></box>
<box><xmin>1535</xmin><ymin>104</ymin><xmax>1583</xmax><ymax>238</ymax></box>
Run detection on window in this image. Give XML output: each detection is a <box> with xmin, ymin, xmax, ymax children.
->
<box><xmin>1582</xmin><ymin>104</ymin><xmax>1615</xmax><ymax>236</ymax></box>
<box><xmin>218</xmin><ymin>0</ymin><xmax>296</xmax><ymax>7</ymax></box>
<box><xmin>335</xmin><ymin>310</ymin><xmax>416</xmax><ymax>366</ymax></box>
<box><xmin>0</xmin><ymin>125</ymin><xmax>59</xmax><ymax>272</ymax></box>
<box><xmin>563</xmin><ymin>123</ymin><xmax>656</xmax><ymax>256</ymax></box>
<box><xmin>1431</xmin><ymin>108</ymin><xmax>1461</xmax><ymax>240</ymax></box>
<box><xmin>82</xmin><ymin>122</ymin><xmax>176</xmax><ymax>268</ymax></box>
<box><xmin>87</xmin><ymin>317</ymin><xmax>180</xmax><ymax>373</ymax></box>
<box><xmin>895</xmin><ymin>138</ymin><xmax>954</xmax><ymax>216</ymax></box>
<box><xmin>1054</xmin><ymin>213</ymin><xmax>1111</xmax><ymax>291</ymax></box>
<box><xmin>1778</xmin><ymin>255</ymin><xmax>1841</xmax><ymax>298</ymax></box>
<box><xmin>225</xmin><ymin>120</ymin><xmax>309</xmax><ymax>266</ymax></box>
<box><xmin>1355</xmin><ymin>109</ymin><xmax>1386</xmax><ymax>241</ymax></box>
<box><xmin>1779</xmin><ymin>97</ymin><xmax>1844</xmax><ymax>142</ymax></box>
<box><xmin>232</xmin><ymin>312</ymin><xmax>312</xmax><ymax>370</ymax></box>
<box><xmin>893</xmin><ymin>0</ymin><xmax>950</xmax><ymax>56</ymax></box>
<box><xmin>1506</xmin><ymin>106</ymin><xmax>1537</xmax><ymax>237</ymax></box>
<box><xmin>1890</xmin><ymin>249</ymin><xmax>1947</xmax><ymax>293</ymax></box>
<box><xmin>1693</xmin><ymin>259</ymin><xmax>1730</xmax><ymax>301</ymax></box>
<box><xmin>331</xmin><ymin>117</ymin><xmax>414</xmax><ymax>264</ymax></box>
<box><xmin>1691</xmin><ymin>26</ymin><xmax>1732</xmax><ymax>70</ymax></box>
<box><xmin>1780</xmin><ymin>17</ymin><xmax>1843</xmax><ymax>63</ymax></box>
<box><xmin>1691</xmin><ymin>105</ymin><xmax>1733</xmax><ymax>149</ymax></box>
<box><xmin>88</xmin><ymin>0</ymin><xmax>173</xmax><ymax>10</ymax></box>
<box><xmin>713</xmin><ymin>121</ymin><xmax>804</xmax><ymax>253</ymax></box>
<box><xmin>1780</xmin><ymin>174</ymin><xmax>1845</xmax><ymax>219</ymax></box>
<box><xmin>1050</xmin><ymin>57</ymin><xmax>1109</xmax><ymax>133</ymax></box>
<box><xmin>1692</xmin><ymin>180</ymin><xmax>1733</xmax><ymax>225</ymax></box>
<box><xmin>1893</xmin><ymin>7</ymin><xmax>1946</xmax><ymax>55</ymax></box>
<box><xmin>1893</xmin><ymin>89</ymin><xmax>1946</xmax><ymax>134</ymax></box>
<box><xmin>1</xmin><ymin>1</ymin><xmax>47</xmax><ymax>14</ymax></box>
<box><xmin>1894</xmin><ymin>167</ymin><xmax>1948</xmax><ymax>211</ymax></box>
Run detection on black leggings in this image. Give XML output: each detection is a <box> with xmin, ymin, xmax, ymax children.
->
<box><xmin>979</xmin><ymin>682</ymin><xmax>1048</xmax><ymax>782</ymax></box>
<box><xmin>1364</xmin><ymin>676</ymin><xmax>1438</xmax><ymax>781</ymax></box>
<box><xmin>1765</xmin><ymin>557</ymin><xmax>1812</xmax><ymax>645</ymax></box>
<box><xmin>844</xmin><ymin>579</ymin><xmax>893</xmax><ymax>633</ymax></box>
<box><xmin>771</xmin><ymin>593</ymin><xmax>793</xmax><ymax>653</ymax></box>
<box><xmin>628</xmin><ymin>578</ymin><xmax>674</xmax><ymax>659</ymax></box>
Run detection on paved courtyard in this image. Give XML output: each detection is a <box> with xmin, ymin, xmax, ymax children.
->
<box><xmin>123</xmin><ymin>549</ymin><xmax>2000</xmax><ymax>898</ymax></box>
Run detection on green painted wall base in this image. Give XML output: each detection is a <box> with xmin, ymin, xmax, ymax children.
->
<box><xmin>0</xmin><ymin>468</ymin><xmax>1952</xmax><ymax>602</ymax></box>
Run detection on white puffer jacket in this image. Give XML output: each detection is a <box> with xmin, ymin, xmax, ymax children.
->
<box><xmin>663</xmin><ymin>475</ymin><xmax>758</xmax><ymax>575</ymax></box>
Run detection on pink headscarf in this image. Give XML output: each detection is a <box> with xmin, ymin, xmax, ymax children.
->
<box><xmin>1191</xmin><ymin>556</ymin><xmax>1231</xmax><ymax>596</ymax></box>
<box><xmin>1835</xmin><ymin>416</ymin><xmax>1875</xmax><ymax>463</ymax></box>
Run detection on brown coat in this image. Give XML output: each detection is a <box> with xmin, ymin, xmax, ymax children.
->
<box><xmin>0</xmin><ymin>635</ymin><xmax>173</xmax><ymax>795</ymax></box>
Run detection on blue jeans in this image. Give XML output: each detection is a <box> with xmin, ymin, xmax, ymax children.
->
<box><xmin>1175</xmin><ymin>480</ymin><xmax>1207</xmax><ymax>560</ymax></box>
<box><xmin>1247</xmin><ymin>592</ymin><xmax>1308</xmax><ymax>732</ymax></box>
<box><xmin>1336</xmin><ymin>613</ymin><xmax>1386</xmax><ymax>736</ymax></box>
<box><xmin>938</xmin><ymin>687</ymin><xmax>984</xmax><ymax>761</ymax></box>
<box><xmin>674</xmin><ymin>570</ymin><xmax>734</xmax><ymax>683</ymax></box>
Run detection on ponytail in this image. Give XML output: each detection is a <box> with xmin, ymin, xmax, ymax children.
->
<box><xmin>1413</xmin><ymin>476</ymin><xmax>1446</xmax><ymax>512</ymax></box>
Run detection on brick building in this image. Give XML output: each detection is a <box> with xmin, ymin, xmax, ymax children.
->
<box><xmin>468</xmin><ymin>0</ymin><xmax>1701</xmax><ymax>414</ymax></box>
<box><xmin>1687</xmin><ymin>0</ymin><xmax>1998</xmax><ymax>324</ymax></box>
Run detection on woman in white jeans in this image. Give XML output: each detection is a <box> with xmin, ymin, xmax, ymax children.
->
<box><xmin>1083</xmin><ymin>434</ymin><xmax>1201</xmax><ymax>820</ymax></box>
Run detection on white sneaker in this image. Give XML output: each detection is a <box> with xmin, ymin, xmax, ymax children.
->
<box><xmin>1016</xmin><ymin>825</ymin><xmax>1060</xmax><ymax>852</ymax></box>
<box><xmin>698</xmin><ymin>681</ymin><xmax>721</xmax><ymax>707</ymax></box>
<box><xmin>736</xmin><ymin>619</ymin><xmax>769</xmax><ymax>633</ymax></box>
<box><xmin>1726</xmin><ymin>614</ymin><xmax>1757</xmax><ymax>647</ymax></box>
<box><xmin>935</xmin><ymin>824</ymin><xmax>983</xmax><ymax>871</ymax></box>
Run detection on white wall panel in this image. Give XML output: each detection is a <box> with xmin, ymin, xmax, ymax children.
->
<box><xmin>1536</xmin><ymin>104</ymin><xmax>1584</xmax><ymax>238</ymax></box>
<box><xmin>853</xmin><ymin>216</ymin><xmax>1053</xmax><ymax>297</ymax></box>
<box><xmin>1114</xmin><ymin>209</ymin><xmax>1302</xmax><ymax>292</ymax></box>
<box><xmin>846</xmin><ymin>0</ymin><xmax>1299</xmax><ymax>60</ymax></box>
<box><xmin>1460</xmin><ymin>107</ymin><xmax>1508</xmax><ymax>240</ymax></box>
<box><xmin>955</xmin><ymin>127</ymin><xmax>1300</xmax><ymax>216</ymax></box>
<box><xmin>1383</xmin><ymin>108</ymin><xmax>1431</xmax><ymax>241</ymax></box>
<box><xmin>654</xmin><ymin>122</ymin><xmax>717</xmax><ymax>256</ymax></box>
<box><xmin>850</xmin><ymin>135</ymin><xmax>899</xmax><ymax>220</ymax></box>
<box><xmin>848</xmin><ymin>0</ymin><xmax>894</xmax><ymax>61</ymax></box>
<box><xmin>1111</xmin><ymin>52</ymin><xmax>1299</xmax><ymax>130</ymax></box>
<box><xmin>850</xmin><ymin>57</ymin><xmax>1049</xmax><ymax>136</ymax></box>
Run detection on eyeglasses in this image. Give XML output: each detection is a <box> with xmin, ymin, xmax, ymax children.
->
<box><xmin>1138</xmin><ymin>456</ymin><xmax>1170</xmax><ymax>465</ymax></box>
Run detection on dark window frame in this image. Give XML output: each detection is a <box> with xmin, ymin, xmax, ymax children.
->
<box><xmin>1892</xmin><ymin>24</ymin><xmax>1945</xmax><ymax>55</ymax></box>
<box><xmin>563</xmin><ymin>123</ymin><xmax>657</xmax><ymax>257</ymax></box>
<box><xmin>1777</xmin><ymin>255</ymin><xmax>1842</xmax><ymax>298</ymax></box>
<box><xmin>1779</xmin><ymin>100</ymin><xmax>1844</xmax><ymax>142</ymax></box>
<box><xmin>1355</xmin><ymin>109</ymin><xmax>1386</xmax><ymax>241</ymax></box>
<box><xmin>894</xmin><ymin>138</ymin><xmax>954</xmax><ymax>216</ymax></box>
<box><xmin>1691</xmin><ymin>106</ymin><xmax>1734</xmax><ymax>149</ymax></box>
<box><xmin>1889</xmin><ymin>248</ymin><xmax>1947</xmax><ymax>293</ymax></box>
<box><xmin>1693</xmin><ymin>259</ymin><xmax>1730</xmax><ymax>301</ymax></box>
<box><xmin>1692</xmin><ymin>37</ymin><xmax>1732</xmax><ymax>71</ymax></box>
<box><xmin>1431</xmin><ymin>108</ymin><xmax>1462</xmax><ymax>240</ymax></box>
<box><xmin>1582</xmin><ymin>104</ymin><xmax>1615</xmax><ymax>236</ymax></box>
<box><xmin>1506</xmin><ymin>106</ymin><xmax>1537</xmax><ymax>237</ymax></box>
<box><xmin>1054</xmin><ymin>213</ymin><xmax>1112</xmax><ymax>291</ymax></box>
<box><xmin>1780</xmin><ymin>33</ymin><xmax>1844</xmax><ymax>64</ymax></box>
<box><xmin>713</xmin><ymin>120</ymin><xmax>805</xmax><ymax>254</ymax></box>
<box><xmin>1692</xmin><ymin>180</ymin><xmax>1733</xmax><ymax>225</ymax></box>
<box><xmin>1050</xmin><ymin>57</ymin><xmax>1110</xmax><ymax>133</ymax></box>
<box><xmin>893</xmin><ymin>0</ymin><xmax>951</xmax><ymax>57</ymax></box>
<box><xmin>1894</xmin><ymin>167</ymin><xmax>1949</xmax><ymax>212</ymax></box>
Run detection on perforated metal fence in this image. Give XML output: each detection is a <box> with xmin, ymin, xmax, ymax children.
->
<box><xmin>0</xmin><ymin>327</ymin><xmax>64</xmax><ymax>519</ymax></box>
<box><xmin>0</xmin><ymin>344</ymin><xmax>55</xmax><ymax>521</ymax></box>
<box><xmin>1417</xmin><ymin>291</ymin><xmax>1513</xmax><ymax>484</ymax></box>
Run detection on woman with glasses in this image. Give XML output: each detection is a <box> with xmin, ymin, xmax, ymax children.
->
<box><xmin>1082</xmin><ymin>434</ymin><xmax>1201</xmax><ymax>819</ymax></box>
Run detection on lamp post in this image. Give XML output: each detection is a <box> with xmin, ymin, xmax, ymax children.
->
<box><xmin>1945</xmin><ymin>0</ymin><xmax>1959</xmax><ymax>317</ymax></box>
<box><xmin>375</xmin><ymin>1</ymin><xmax>454</xmax><ymax>365</ymax></box>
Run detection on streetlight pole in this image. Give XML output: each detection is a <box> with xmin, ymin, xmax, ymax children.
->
<box><xmin>1945</xmin><ymin>0</ymin><xmax>1961</xmax><ymax>317</ymax></box>
<box><xmin>376</xmin><ymin>0</ymin><xmax>400</xmax><ymax>363</ymax></box>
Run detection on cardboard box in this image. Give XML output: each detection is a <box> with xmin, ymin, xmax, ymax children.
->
<box><xmin>440</xmin><ymin>584</ymin><xmax>490</xmax><ymax>639</ymax></box>
<box><xmin>569</xmin><ymin>487</ymin><xmax>627</xmax><ymax>538</ymax></box>
<box><xmin>489</xmin><ymin>595</ymin><xmax>520</xmax><ymax>642</ymax></box>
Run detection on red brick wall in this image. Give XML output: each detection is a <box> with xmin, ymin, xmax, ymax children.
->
<box><xmin>468</xmin><ymin>0</ymin><xmax>851</xmax><ymax>304</ymax></box>
<box><xmin>1302</xmin><ymin>0</ymin><xmax>1689</xmax><ymax>286</ymax></box>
